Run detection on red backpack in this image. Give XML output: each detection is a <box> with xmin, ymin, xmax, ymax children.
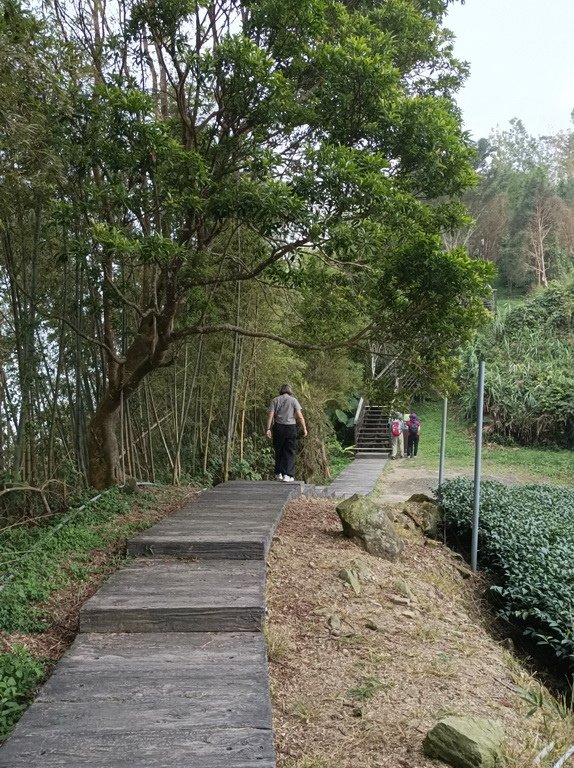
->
<box><xmin>391</xmin><ymin>419</ymin><xmax>401</xmax><ymax>437</ymax></box>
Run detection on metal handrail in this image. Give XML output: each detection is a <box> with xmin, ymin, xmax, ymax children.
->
<box><xmin>353</xmin><ymin>397</ymin><xmax>365</xmax><ymax>446</ymax></box>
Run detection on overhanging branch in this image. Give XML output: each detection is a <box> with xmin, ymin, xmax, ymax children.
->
<box><xmin>173</xmin><ymin>322</ymin><xmax>374</xmax><ymax>351</ymax></box>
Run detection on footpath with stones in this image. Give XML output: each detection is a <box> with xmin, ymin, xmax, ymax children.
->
<box><xmin>0</xmin><ymin>460</ymin><xmax>386</xmax><ymax>768</ymax></box>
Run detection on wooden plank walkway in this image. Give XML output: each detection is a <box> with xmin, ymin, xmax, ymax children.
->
<box><xmin>325</xmin><ymin>455</ymin><xmax>387</xmax><ymax>497</ymax></box>
<box><xmin>0</xmin><ymin>481</ymin><xmax>298</xmax><ymax>768</ymax></box>
<box><xmin>0</xmin><ymin>466</ymin><xmax>386</xmax><ymax>768</ymax></box>
<box><xmin>0</xmin><ymin>633</ymin><xmax>274</xmax><ymax>767</ymax></box>
<box><xmin>80</xmin><ymin>559</ymin><xmax>266</xmax><ymax>633</ymax></box>
<box><xmin>128</xmin><ymin>481</ymin><xmax>291</xmax><ymax>559</ymax></box>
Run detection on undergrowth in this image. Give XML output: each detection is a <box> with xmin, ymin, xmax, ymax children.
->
<box><xmin>0</xmin><ymin>485</ymin><xmax>192</xmax><ymax>744</ymax></box>
<box><xmin>439</xmin><ymin>477</ymin><xmax>574</xmax><ymax>669</ymax></box>
<box><xmin>0</xmin><ymin>488</ymin><xmax>158</xmax><ymax>633</ymax></box>
<box><xmin>0</xmin><ymin>647</ymin><xmax>46</xmax><ymax>741</ymax></box>
<box><xmin>326</xmin><ymin>437</ymin><xmax>354</xmax><ymax>481</ymax></box>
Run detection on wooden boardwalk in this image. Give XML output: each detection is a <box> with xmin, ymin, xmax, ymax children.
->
<box><xmin>326</xmin><ymin>455</ymin><xmax>387</xmax><ymax>497</ymax></box>
<box><xmin>0</xmin><ymin>463</ymin><xmax>386</xmax><ymax>768</ymax></box>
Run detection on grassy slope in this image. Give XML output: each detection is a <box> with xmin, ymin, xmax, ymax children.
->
<box><xmin>415</xmin><ymin>401</ymin><xmax>574</xmax><ymax>487</ymax></box>
<box><xmin>268</xmin><ymin>496</ymin><xmax>574</xmax><ymax>768</ymax></box>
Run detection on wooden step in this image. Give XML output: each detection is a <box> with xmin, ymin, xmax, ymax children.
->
<box><xmin>0</xmin><ymin>632</ymin><xmax>275</xmax><ymax>767</ymax></box>
<box><xmin>128</xmin><ymin>480</ymin><xmax>299</xmax><ymax>560</ymax></box>
<box><xmin>80</xmin><ymin>559</ymin><xmax>266</xmax><ymax>633</ymax></box>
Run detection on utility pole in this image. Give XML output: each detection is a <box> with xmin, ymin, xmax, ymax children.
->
<box><xmin>438</xmin><ymin>396</ymin><xmax>448</xmax><ymax>489</ymax></box>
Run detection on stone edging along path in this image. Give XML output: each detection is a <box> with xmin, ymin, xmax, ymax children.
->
<box><xmin>0</xmin><ymin>460</ymin><xmax>386</xmax><ymax>767</ymax></box>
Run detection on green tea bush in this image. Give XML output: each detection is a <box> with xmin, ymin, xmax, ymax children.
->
<box><xmin>439</xmin><ymin>477</ymin><xmax>574</xmax><ymax>664</ymax></box>
<box><xmin>0</xmin><ymin>647</ymin><xmax>45</xmax><ymax>740</ymax></box>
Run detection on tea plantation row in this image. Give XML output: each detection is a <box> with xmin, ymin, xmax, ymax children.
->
<box><xmin>438</xmin><ymin>478</ymin><xmax>574</xmax><ymax>666</ymax></box>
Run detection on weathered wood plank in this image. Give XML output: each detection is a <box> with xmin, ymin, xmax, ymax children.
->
<box><xmin>128</xmin><ymin>480</ymin><xmax>300</xmax><ymax>560</ymax></box>
<box><xmin>0</xmin><ymin>633</ymin><xmax>275</xmax><ymax>768</ymax></box>
<box><xmin>0</xmin><ymin>728</ymin><xmax>274</xmax><ymax>767</ymax></box>
<box><xmin>327</xmin><ymin>458</ymin><xmax>386</xmax><ymax>497</ymax></box>
<box><xmin>80</xmin><ymin>560</ymin><xmax>266</xmax><ymax>633</ymax></box>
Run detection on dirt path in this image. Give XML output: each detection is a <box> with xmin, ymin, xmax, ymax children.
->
<box><xmin>375</xmin><ymin>458</ymin><xmax>528</xmax><ymax>504</ymax></box>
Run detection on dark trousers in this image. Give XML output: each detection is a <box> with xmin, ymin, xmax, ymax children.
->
<box><xmin>407</xmin><ymin>433</ymin><xmax>419</xmax><ymax>457</ymax></box>
<box><xmin>272</xmin><ymin>423</ymin><xmax>298</xmax><ymax>477</ymax></box>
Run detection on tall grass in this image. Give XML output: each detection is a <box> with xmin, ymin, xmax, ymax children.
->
<box><xmin>415</xmin><ymin>401</ymin><xmax>574</xmax><ymax>486</ymax></box>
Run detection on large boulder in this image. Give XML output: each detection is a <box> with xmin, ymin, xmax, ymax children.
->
<box><xmin>336</xmin><ymin>494</ymin><xmax>404</xmax><ymax>561</ymax></box>
<box><xmin>421</xmin><ymin>500</ymin><xmax>443</xmax><ymax>539</ymax></box>
<box><xmin>423</xmin><ymin>716</ymin><xmax>505</xmax><ymax>768</ymax></box>
<box><xmin>406</xmin><ymin>493</ymin><xmax>435</xmax><ymax>504</ymax></box>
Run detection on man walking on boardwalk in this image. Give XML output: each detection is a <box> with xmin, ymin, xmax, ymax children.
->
<box><xmin>266</xmin><ymin>384</ymin><xmax>307</xmax><ymax>482</ymax></box>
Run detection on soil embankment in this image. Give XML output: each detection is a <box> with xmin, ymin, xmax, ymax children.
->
<box><xmin>267</xmin><ymin>462</ymin><xmax>572</xmax><ymax>767</ymax></box>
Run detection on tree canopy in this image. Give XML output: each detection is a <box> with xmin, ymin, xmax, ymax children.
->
<box><xmin>1</xmin><ymin>0</ymin><xmax>492</xmax><ymax>488</ymax></box>
<box><xmin>459</xmin><ymin>120</ymin><xmax>574</xmax><ymax>293</ymax></box>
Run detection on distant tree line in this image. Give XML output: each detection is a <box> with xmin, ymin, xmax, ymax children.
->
<box><xmin>451</xmin><ymin>119</ymin><xmax>574</xmax><ymax>294</ymax></box>
<box><xmin>458</xmin><ymin>281</ymin><xmax>574</xmax><ymax>449</ymax></box>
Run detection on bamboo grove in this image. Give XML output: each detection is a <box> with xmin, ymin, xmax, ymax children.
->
<box><xmin>1</xmin><ymin>0</ymin><xmax>494</xmax><ymax>504</ymax></box>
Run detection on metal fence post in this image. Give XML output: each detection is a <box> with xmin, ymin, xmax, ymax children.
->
<box><xmin>438</xmin><ymin>396</ymin><xmax>448</xmax><ymax>489</ymax></box>
<box><xmin>471</xmin><ymin>361</ymin><xmax>485</xmax><ymax>571</ymax></box>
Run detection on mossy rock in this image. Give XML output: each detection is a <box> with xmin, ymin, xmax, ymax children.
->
<box><xmin>407</xmin><ymin>493</ymin><xmax>435</xmax><ymax>504</ymax></box>
<box><xmin>421</xmin><ymin>501</ymin><xmax>443</xmax><ymax>539</ymax></box>
<box><xmin>336</xmin><ymin>494</ymin><xmax>404</xmax><ymax>562</ymax></box>
<box><xmin>423</xmin><ymin>716</ymin><xmax>505</xmax><ymax>768</ymax></box>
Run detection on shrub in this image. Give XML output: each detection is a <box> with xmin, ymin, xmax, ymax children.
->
<box><xmin>0</xmin><ymin>489</ymin><xmax>156</xmax><ymax>632</ymax></box>
<box><xmin>0</xmin><ymin>647</ymin><xmax>46</xmax><ymax>741</ymax></box>
<box><xmin>439</xmin><ymin>477</ymin><xmax>574</xmax><ymax>665</ymax></box>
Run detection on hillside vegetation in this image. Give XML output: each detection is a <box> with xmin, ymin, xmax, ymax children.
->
<box><xmin>268</xmin><ymin>494</ymin><xmax>574</xmax><ymax>768</ymax></box>
<box><xmin>457</xmin><ymin>281</ymin><xmax>574</xmax><ymax>449</ymax></box>
<box><xmin>414</xmin><ymin>401</ymin><xmax>574</xmax><ymax>486</ymax></box>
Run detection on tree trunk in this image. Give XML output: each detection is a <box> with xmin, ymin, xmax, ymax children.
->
<box><xmin>86</xmin><ymin>305</ymin><xmax>177</xmax><ymax>488</ymax></box>
<box><xmin>87</xmin><ymin>395</ymin><xmax>121</xmax><ymax>489</ymax></box>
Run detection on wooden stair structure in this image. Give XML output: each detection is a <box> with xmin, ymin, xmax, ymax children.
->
<box><xmin>0</xmin><ymin>481</ymin><xmax>299</xmax><ymax>768</ymax></box>
<box><xmin>0</xmin><ymin>466</ymin><xmax>391</xmax><ymax>767</ymax></box>
<box><xmin>354</xmin><ymin>402</ymin><xmax>391</xmax><ymax>457</ymax></box>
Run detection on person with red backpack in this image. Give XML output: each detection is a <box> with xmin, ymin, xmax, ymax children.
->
<box><xmin>406</xmin><ymin>413</ymin><xmax>421</xmax><ymax>458</ymax></box>
<box><xmin>389</xmin><ymin>412</ymin><xmax>404</xmax><ymax>459</ymax></box>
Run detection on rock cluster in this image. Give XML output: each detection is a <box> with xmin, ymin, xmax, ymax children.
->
<box><xmin>336</xmin><ymin>494</ymin><xmax>404</xmax><ymax>561</ymax></box>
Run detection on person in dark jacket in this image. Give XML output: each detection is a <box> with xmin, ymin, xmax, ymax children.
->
<box><xmin>266</xmin><ymin>384</ymin><xmax>307</xmax><ymax>482</ymax></box>
<box><xmin>406</xmin><ymin>412</ymin><xmax>421</xmax><ymax>458</ymax></box>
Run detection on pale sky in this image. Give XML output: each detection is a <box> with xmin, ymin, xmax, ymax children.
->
<box><xmin>445</xmin><ymin>0</ymin><xmax>574</xmax><ymax>140</ymax></box>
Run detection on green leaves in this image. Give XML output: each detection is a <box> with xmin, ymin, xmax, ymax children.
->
<box><xmin>458</xmin><ymin>282</ymin><xmax>574</xmax><ymax>447</ymax></box>
<box><xmin>0</xmin><ymin>647</ymin><xmax>45</xmax><ymax>741</ymax></box>
<box><xmin>439</xmin><ymin>477</ymin><xmax>574</xmax><ymax>665</ymax></box>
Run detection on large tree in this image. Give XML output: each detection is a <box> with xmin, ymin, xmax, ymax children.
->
<box><xmin>3</xmin><ymin>0</ymin><xmax>492</xmax><ymax>487</ymax></box>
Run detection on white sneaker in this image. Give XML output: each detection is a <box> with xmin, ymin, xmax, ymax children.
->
<box><xmin>282</xmin><ymin>475</ymin><xmax>294</xmax><ymax>483</ymax></box>
<box><xmin>275</xmin><ymin>474</ymin><xmax>283</xmax><ymax>481</ymax></box>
